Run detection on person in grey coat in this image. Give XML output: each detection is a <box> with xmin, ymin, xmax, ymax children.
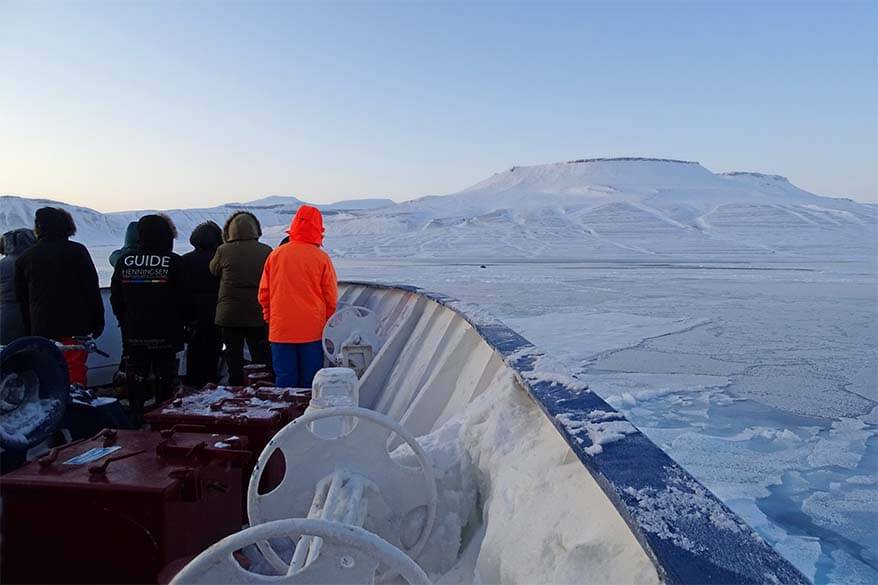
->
<box><xmin>0</xmin><ymin>228</ymin><xmax>37</xmax><ymax>344</ymax></box>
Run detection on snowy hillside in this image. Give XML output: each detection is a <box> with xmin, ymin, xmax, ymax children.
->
<box><xmin>328</xmin><ymin>158</ymin><xmax>876</xmax><ymax>259</ymax></box>
<box><xmin>0</xmin><ymin>194</ymin><xmax>398</xmax><ymax>247</ymax></box>
<box><xmin>3</xmin><ymin>158</ymin><xmax>875</xmax><ymax>259</ymax></box>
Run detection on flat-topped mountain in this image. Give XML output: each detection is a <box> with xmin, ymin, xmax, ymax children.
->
<box><xmin>3</xmin><ymin>158</ymin><xmax>874</xmax><ymax>261</ymax></box>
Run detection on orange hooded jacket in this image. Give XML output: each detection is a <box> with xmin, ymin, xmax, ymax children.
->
<box><xmin>258</xmin><ymin>206</ymin><xmax>338</xmax><ymax>343</ymax></box>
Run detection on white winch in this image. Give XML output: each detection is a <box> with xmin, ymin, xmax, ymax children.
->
<box><xmin>172</xmin><ymin>371</ymin><xmax>437</xmax><ymax>585</ymax></box>
<box><xmin>303</xmin><ymin>367</ymin><xmax>360</xmax><ymax>439</ymax></box>
<box><xmin>169</xmin><ymin>519</ymin><xmax>431</xmax><ymax>585</ymax></box>
<box><xmin>322</xmin><ymin>306</ymin><xmax>384</xmax><ymax>377</ymax></box>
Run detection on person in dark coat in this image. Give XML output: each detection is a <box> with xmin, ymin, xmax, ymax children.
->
<box><xmin>0</xmin><ymin>228</ymin><xmax>37</xmax><ymax>345</ymax></box>
<box><xmin>110</xmin><ymin>214</ymin><xmax>186</xmax><ymax>425</ymax></box>
<box><xmin>209</xmin><ymin>211</ymin><xmax>272</xmax><ymax>385</ymax></box>
<box><xmin>107</xmin><ymin>221</ymin><xmax>140</xmax><ymax>374</ymax></box>
<box><xmin>15</xmin><ymin>208</ymin><xmax>104</xmax><ymax>385</ymax></box>
<box><xmin>180</xmin><ymin>221</ymin><xmax>223</xmax><ymax>387</ymax></box>
<box><xmin>109</xmin><ymin>221</ymin><xmax>139</xmax><ymax>268</ymax></box>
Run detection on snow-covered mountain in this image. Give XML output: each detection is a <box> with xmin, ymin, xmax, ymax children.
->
<box><xmin>328</xmin><ymin>158</ymin><xmax>876</xmax><ymax>259</ymax></box>
<box><xmin>3</xmin><ymin>158</ymin><xmax>875</xmax><ymax>260</ymax></box>
<box><xmin>0</xmin><ymin>194</ymin><xmax>397</xmax><ymax>247</ymax></box>
<box><xmin>235</xmin><ymin>196</ymin><xmax>396</xmax><ymax>211</ymax></box>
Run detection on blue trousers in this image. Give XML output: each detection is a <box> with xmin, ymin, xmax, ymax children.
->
<box><xmin>271</xmin><ymin>341</ymin><xmax>324</xmax><ymax>388</ymax></box>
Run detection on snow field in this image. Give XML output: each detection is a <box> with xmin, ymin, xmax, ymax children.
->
<box><xmin>395</xmin><ymin>370</ymin><xmax>659</xmax><ymax>584</ymax></box>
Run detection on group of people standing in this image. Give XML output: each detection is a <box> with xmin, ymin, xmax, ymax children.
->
<box><xmin>1</xmin><ymin>205</ymin><xmax>337</xmax><ymax>424</ymax></box>
<box><xmin>3</xmin><ymin>208</ymin><xmax>105</xmax><ymax>386</ymax></box>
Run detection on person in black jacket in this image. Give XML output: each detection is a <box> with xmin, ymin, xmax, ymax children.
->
<box><xmin>15</xmin><ymin>208</ymin><xmax>104</xmax><ymax>386</ymax></box>
<box><xmin>180</xmin><ymin>221</ymin><xmax>223</xmax><ymax>387</ymax></box>
<box><xmin>110</xmin><ymin>214</ymin><xmax>186</xmax><ymax>425</ymax></box>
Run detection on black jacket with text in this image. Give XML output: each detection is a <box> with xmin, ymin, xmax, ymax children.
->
<box><xmin>110</xmin><ymin>215</ymin><xmax>188</xmax><ymax>353</ymax></box>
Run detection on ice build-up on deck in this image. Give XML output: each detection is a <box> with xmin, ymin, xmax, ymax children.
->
<box><xmin>0</xmin><ymin>282</ymin><xmax>810</xmax><ymax>585</ymax></box>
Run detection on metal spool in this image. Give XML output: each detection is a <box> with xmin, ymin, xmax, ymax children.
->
<box><xmin>0</xmin><ymin>336</ymin><xmax>70</xmax><ymax>451</ymax></box>
<box><xmin>170</xmin><ymin>519</ymin><xmax>431</xmax><ymax>585</ymax></box>
<box><xmin>322</xmin><ymin>307</ymin><xmax>384</xmax><ymax>376</ymax></box>
<box><xmin>248</xmin><ymin>407</ymin><xmax>438</xmax><ymax>573</ymax></box>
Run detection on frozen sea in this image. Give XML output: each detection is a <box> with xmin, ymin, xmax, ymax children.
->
<box><xmin>92</xmin><ymin>247</ymin><xmax>877</xmax><ymax>584</ymax></box>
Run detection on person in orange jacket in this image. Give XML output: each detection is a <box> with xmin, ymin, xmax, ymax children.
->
<box><xmin>258</xmin><ymin>205</ymin><xmax>337</xmax><ymax>388</ymax></box>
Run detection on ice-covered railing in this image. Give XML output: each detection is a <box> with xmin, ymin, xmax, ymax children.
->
<box><xmin>340</xmin><ymin>281</ymin><xmax>810</xmax><ymax>585</ymax></box>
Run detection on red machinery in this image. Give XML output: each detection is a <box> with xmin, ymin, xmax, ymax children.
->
<box><xmin>145</xmin><ymin>384</ymin><xmax>311</xmax><ymax>506</ymax></box>
<box><xmin>1</xmin><ymin>338</ymin><xmax>313</xmax><ymax>583</ymax></box>
<box><xmin>145</xmin><ymin>385</ymin><xmax>310</xmax><ymax>467</ymax></box>
<box><xmin>0</xmin><ymin>429</ymin><xmax>249</xmax><ymax>584</ymax></box>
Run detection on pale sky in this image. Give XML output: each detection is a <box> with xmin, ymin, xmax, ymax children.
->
<box><xmin>1</xmin><ymin>0</ymin><xmax>876</xmax><ymax>212</ymax></box>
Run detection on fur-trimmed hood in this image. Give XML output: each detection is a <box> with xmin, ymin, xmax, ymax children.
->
<box><xmin>223</xmin><ymin>211</ymin><xmax>262</xmax><ymax>242</ymax></box>
<box><xmin>0</xmin><ymin>228</ymin><xmax>36</xmax><ymax>256</ymax></box>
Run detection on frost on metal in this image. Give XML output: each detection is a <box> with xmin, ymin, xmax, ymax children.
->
<box><xmin>505</xmin><ymin>346</ymin><xmax>589</xmax><ymax>393</ymax></box>
<box><xmin>555</xmin><ymin>410</ymin><xmax>636</xmax><ymax>456</ymax></box>
<box><xmin>621</xmin><ymin>466</ymin><xmax>751</xmax><ymax>554</ymax></box>
<box><xmin>163</xmin><ymin>387</ymin><xmax>235</xmax><ymax>414</ymax></box>
<box><xmin>0</xmin><ymin>398</ymin><xmax>63</xmax><ymax>446</ymax></box>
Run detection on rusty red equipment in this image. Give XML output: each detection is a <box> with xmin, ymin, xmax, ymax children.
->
<box><xmin>145</xmin><ymin>384</ymin><xmax>311</xmax><ymax>509</ymax></box>
<box><xmin>145</xmin><ymin>384</ymin><xmax>309</xmax><ymax>462</ymax></box>
<box><xmin>0</xmin><ymin>428</ymin><xmax>249</xmax><ymax>584</ymax></box>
